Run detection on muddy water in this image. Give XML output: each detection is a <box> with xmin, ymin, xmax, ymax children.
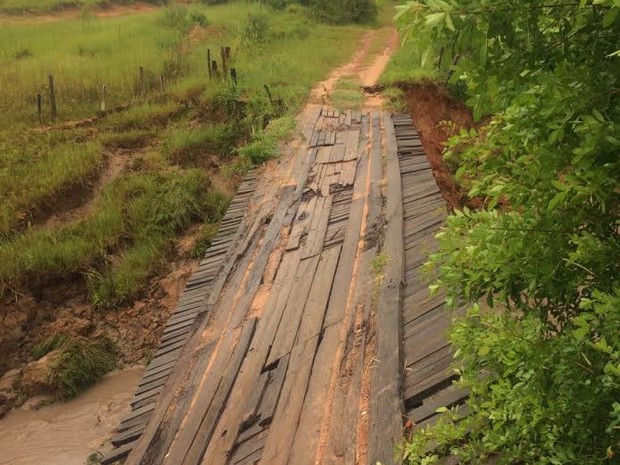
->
<box><xmin>0</xmin><ymin>366</ymin><xmax>143</xmax><ymax>465</ymax></box>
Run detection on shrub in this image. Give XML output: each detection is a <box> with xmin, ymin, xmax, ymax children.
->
<box><xmin>240</xmin><ymin>11</ymin><xmax>271</xmax><ymax>46</ymax></box>
<box><xmin>309</xmin><ymin>0</ymin><xmax>378</xmax><ymax>24</ymax></box>
<box><xmin>397</xmin><ymin>1</ymin><xmax>620</xmax><ymax>463</ymax></box>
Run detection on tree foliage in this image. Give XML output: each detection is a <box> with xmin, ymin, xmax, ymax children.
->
<box><xmin>396</xmin><ymin>1</ymin><xmax>620</xmax><ymax>463</ymax></box>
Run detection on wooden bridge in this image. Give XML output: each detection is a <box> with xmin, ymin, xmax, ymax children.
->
<box><xmin>101</xmin><ymin>107</ymin><xmax>468</xmax><ymax>465</ymax></box>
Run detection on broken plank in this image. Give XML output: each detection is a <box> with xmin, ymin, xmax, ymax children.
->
<box><xmin>257</xmin><ymin>354</ymin><xmax>290</xmax><ymax>427</ymax></box>
<box><xmin>258</xmin><ymin>336</ymin><xmax>319</xmax><ymax>465</ymax></box>
<box><xmin>286</xmin><ymin>195</ymin><xmax>317</xmax><ymax>251</ymax></box>
<box><xmin>301</xmin><ymin>195</ymin><xmax>333</xmax><ymax>259</ymax></box>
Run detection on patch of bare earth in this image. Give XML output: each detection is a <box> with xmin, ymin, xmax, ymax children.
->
<box><xmin>401</xmin><ymin>82</ymin><xmax>481</xmax><ymax>210</ymax></box>
<box><xmin>0</xmin><ymin>225</ymin><xmax>203</xmax><ymax>415</ymax></box>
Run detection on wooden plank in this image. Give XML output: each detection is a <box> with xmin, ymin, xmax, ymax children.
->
<box><xmin>404</xmin><ymin>354</ymin><xmax>455</xmax><ymax>396</ymax></box>
<box><xmin>286</xmin><ymin>195</ymin><xmax>317</xmax><ymax>251</ymax></box>
<box><xmin>112</xmin><ymin>423</ymin><xmax>146</xmax><ymax>447</ymax></box>
<box><xmin>140</xmin><ymin>360</ymin><xmax>175</xmax><ymax>382</ymax></box>
<box><xmin>302</xmin><ymin>106</ymin><xmax>322</xmax><ymax>142</ymax></box>
<box><xmin>241</xmin><ymin>370</ymin><xmax>270</xmax><ymax>428</ymax></box>
<box><xmin>409</xmin><ymin>384</ymin><xmax>468</xmax><ymax>424</ymax></box>
<box><xmin>288</xmin><ymin>324</ymin><xmax>341</xmax><ymax>465</ymax></box>
<box><xmin>367</xmin><ymin>113</ymin><xmax>404</xmax><ymax>465</ymax></box>
<box><xmin>118</xmin><ymin>412</ymin><xmax>152</xmax><ymax>433</ymax></box>
<box><xmin>295</xmin><ymin>245</ymin><xmax>342</xmax><ymax>344</ymax></box>
<box><xmin>337</xmin><ymin>159</ymin><xmax>357</xmax><ymax>187</ymax></box>
<box><xmin>229</xmin><ymin>429</ymin><xmax>269</xmax><ymax>465</ymax></box>
<box><xmin>404</xmin><ymin>364</ymin><xmax>457</xmax><ymax>406</ymax></box>
<box><xmin>135</xmin><ymin>373</ymin><xmax>169</xmax><ymax>395</ymax></box>
<box><xmin>100</xmin><ymin>440</ymin><xmax>138</xmax><ymax>465</ymax></box>
<box><xmin>159</xmin><ymin>329</ymin><xmax>239</xmax><ymax>465</ymax></box>
<box><xmin>234</xmin><ymin>447</ymin><xmax>263</xmax><ymax>465</ymax></box>
<box><xmin>120</xmin><ymin>402</ymin><xmax>155</xmax><ymax>425</ymax></box>
<box><xmin>257</xmin><ymin>354</ymin><xmax>289</xmax><ymax>426</ymax></box>
<box><xmin>315</xmin><ymin>146</ymin><xmax>333</xmax><ymax>164</ymax></box>
<box><xmin>301</xmin><ymin>195</ymin><xmax>333</xmax><ymax>258</ymax></box>
<box><xmin>179</xmin><ymin>318</ymin><xmax>257</xmax><ymax>465</ymax></box>
<box><xmin>342</xmin><ymin>129</ymin><xmax>361</xmax><ymax>161</ymax></box>
<box><xmin>322</xmin><ymin>117</ymin><xmax>369</xmax><ymax>328</ymax></box>
<box><xmin>130</xmin><ymin>385</ymin><xmax>163</xmax><ymax>409</ymax></box>
<box><xmin>199</xmin><ymin>252</ymin><xmax>302</xmax><ymax>464</ymax></box>
<box><xmin>330</xmin><ymin>143</ymin><xmax>346</xmax><ymax>163</ymax></box>
<box><xmin>266</xmin><ymin>254</ymin><xmax>320</xmax><ymax>365</ymax></box>
<box><xmin>125</xmin><ymin>333</ymin><xmax>215</xmax><ymax>465</ymax></box>
<box><xmin>258</xmin><ymin>335</ymin><xmax>319</xmax><ymax>465</ymax></box>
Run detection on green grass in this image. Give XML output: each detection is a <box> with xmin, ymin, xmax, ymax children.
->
<box><xmin>379</xmin><ymin>35</ymin><xmax>439</xmax><ymax>86</ymax></box>
<box><xmin>0</xmin><ymin>169</ymin><xmax>208</xmax><ymax>292</ymax></box>
<box><xmin>0</xmin><ymin>2</ymin><xmax>366</xmax><ymax>310</ymax></box>
<box><xmin>0</xmin><ymin>132</ymin><xmax>104</xmax><ymax>234</ymax></box>
<box><xmin>0</xmin><ymin>2</ymin><xmax>366</xmax><ymax>126</ymax></box>
<box><xmin>30</xmin><ymin>333</ymin><xmax>116</xmax><ymax>398</ymax></box>
<box><xmin>52</xmin><ymin>336</ymin><xmax>116</xmax><ymax>398</ymax></box>
<box><xmin>0</xmin><ymin>0</ymin><xmax>107</xmax><ymax>15</ymax></box>
<box><xmin>332</xmin><ymin>76</ymin><xmax>365</xmax><ymax>110</ymax></box>
<box><xmin>164</xmin><ymin>123</ymin><xmax>238</xmax><ymax>164</ymax></box>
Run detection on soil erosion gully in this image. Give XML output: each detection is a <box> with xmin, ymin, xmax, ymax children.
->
<box><xmin>101</xmin><ymin>106</ymin><xmax>466</xmax><ymax>465</ymax></box>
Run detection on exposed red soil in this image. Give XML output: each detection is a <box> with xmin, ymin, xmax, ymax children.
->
<box><xmin>401</xmin><ymin>82</ymin><xmax>482</xmax><ymax>210</ymax></box>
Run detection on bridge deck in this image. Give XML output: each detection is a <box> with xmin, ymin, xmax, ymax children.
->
<box><xmin>101</xmin><ymin>108</ymin><xmax>465</xmax><ymax>465</ymax></box>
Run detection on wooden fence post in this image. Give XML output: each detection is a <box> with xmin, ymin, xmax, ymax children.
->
<box><xmin>100</xmin><ymin>84</ymin><xmax>107</xmax><ymax>112</ymax></box>
<box><xmin>211</xmin><ymin>60</ymin><xmax>220</xmax><ymax>80</ymax></box>
<box><xmin>36</xmin><ymin>93</ymin><xmax>42</xmax><ymax>124</ymax></box>
<box><xmin>230</xmin><ymin>68</ymin><xmax>237</xmax><ymax>86</ymax></box>
<box><xmin>48</xmin><ymin>75</ymin><xmax>57</xmax><ymax>120</ymax></box>
<box><xmin>207</xmin><ymin>48</ymin><xmax>212</xmax><ymax>81</ymax></box>
<box><xmin>220</xmin><ymin>46</ymin><xmax>228</xmax><ymax>78</ymax></box>
<box><xmin>139</xmin><ymin>66</ymin><xmax>146</xmax><ymax>99</ymax></box>
<box><xmin>160</xmin><ymin>73</ymin><xmax>166</xmax><ymax>93</ymax></box>
<box><xmin>225</xmin><ymin>46</ymin><xmax>231</xmax><ymax>60</ymax></box>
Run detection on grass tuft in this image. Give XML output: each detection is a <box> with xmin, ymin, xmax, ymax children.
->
<box><xmin>51</xmin><ymin>336</ymin><xmax>116</xmax><ymax>398</ymax></box>
<box><xmin>32</xmin><ymin>333</ymin><xmax>70</xmax><ymax>360</ymax></box>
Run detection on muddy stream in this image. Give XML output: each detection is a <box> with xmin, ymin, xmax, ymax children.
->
<box><xmin>0</xmin><ymin>366</ymin><xmax>143</xmax><ymax>465</ymax></box>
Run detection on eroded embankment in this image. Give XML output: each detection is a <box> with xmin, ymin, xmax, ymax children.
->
<box><xmin>399</xmin><ymin>82</ymin><xmax>478</xmax><ymax>210</ymax></box>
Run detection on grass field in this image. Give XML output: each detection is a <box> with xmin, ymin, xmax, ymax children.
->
<box><xmin>0</xmin><ymin>0</ymin><xmax>147</xmax><ymax>15</ymax></box>
<box><xmin>0</xmin><ymin>2</ymin><xmax>366</xmax><ymax>311</ymax></box>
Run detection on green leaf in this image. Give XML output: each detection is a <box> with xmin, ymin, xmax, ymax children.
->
<box><xmin>551</xmin><ymin>180</ymin><xmax>568</xmax><ymax>191</ymax></box>
<box><xmin>425</xmin><ymin>12</ymin><xmax>447</xmax><ymax>28</ymax></box>
<box><xmin>445</xmin><ymin>13</ymin><xmax>455</xmax><ymax>31</ymax></box>
<box><xmin>547</xmin><ymin>191</ymin><xmax>568</xmax><ymax>210</ymax></box>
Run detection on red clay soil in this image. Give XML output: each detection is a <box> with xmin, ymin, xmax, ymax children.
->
<box><xmin>402</xmin><ymin>82</ymin><xmax>479</xmax><ymax>210</ymax></box>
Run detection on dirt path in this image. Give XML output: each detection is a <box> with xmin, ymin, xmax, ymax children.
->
<box><xmin>310</xmin><ymin>27</ymin><xmax>399</xmax><ymax>108</ymax></box>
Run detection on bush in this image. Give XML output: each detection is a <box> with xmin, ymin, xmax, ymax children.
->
<box><xmin>240</xmin><ymin>11</ymin><xmax>271</xmax><ymax>46</ymax></box>
<box><xmin>398</xmin><ymin>1</ymin><xmax>620</xmax><ymax>463</ymax></box>
<box><xmin>309</xmin><ymin>0</ymin><xmax>378</xmax><ymax>24</ymax></box>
